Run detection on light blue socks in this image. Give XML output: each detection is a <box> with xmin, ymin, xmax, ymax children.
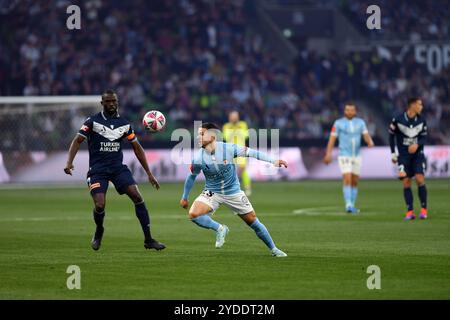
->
<box><xmin>191</xmin><ymin>214</ymin><xmax>220</xmax><ymax>231</ymax></box>
<box><xmin>351</xmin><ymin>187</ymin><xmax>358</xmax><ymax>207</ymax></box>
<box><xmin>343</xmin><ymin>185</ymin><xmax>352</xmax><ymax>208</ymax></box>
<box><xmin>250</xmin><ymin>218</ymin><xmax>276</xmax><ymax>250</ymax></box>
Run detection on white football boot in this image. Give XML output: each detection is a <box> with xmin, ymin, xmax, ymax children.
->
<box><xmin>215</xmin><ymin>225</ymin><xmax>229</xmax><ymax>248</ymax></box>
<box><xmin>271</xmin><ymin>247</ymin><xmax>288</xmax><ymax>257</ymax></box>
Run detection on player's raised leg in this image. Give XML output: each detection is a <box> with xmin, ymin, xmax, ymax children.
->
<box><xmin>188</xmin><ymin>198</ymin><xmax>229</xmax><ymax>249</ymax></box>
<box><xmin>416</xmin><ymin>174</ymin><xmax>428</xmax><ymax>219</ymax></box>
<box><xmin>91</xmin><ymin>192</ymin><xmax>106</xmax><ymax>251</ymax></box>
<box><xmin>125</xmin><ymin>185</ymin><xmax>166</xmax><ymax>250</ymax></box>
<box><xmin>239</xmin><ymin>211</ymin><xmax>287</xmax><ymax>257</ymax></box>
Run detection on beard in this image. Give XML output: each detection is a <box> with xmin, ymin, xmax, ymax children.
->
<box><xmin>104</xmin><ymin>106</ymin><xmax>118</xmax><ymax>116</ymax></box>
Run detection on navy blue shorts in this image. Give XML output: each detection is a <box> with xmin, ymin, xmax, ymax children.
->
<box><xmin>398</xmin><ymin>153</ymin><xmax>426</xmax><ymax>178</ymax></box>
<box><xmin>86</xmin><ymin>165</ymin><xmax>136</xmax><ymax>195</ymax></box>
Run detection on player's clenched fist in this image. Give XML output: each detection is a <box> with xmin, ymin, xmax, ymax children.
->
<box><xmin>408</xmin><ymin>144</ymin><xmax>419</xmax><ymax>154</ymax></box>
<box><xmin>180</xmin><ymin>199</ymin><xmax>189</xmax><ymax>209</ymax></box>
<box><xmin>391</xmin><ymin>153</ymin><xmax>398</xmax><ymax>164</ymax></box>
<box><xmin>148</xmin><ymin>174</ymin><xmax>160</xmax><ymax>190</ymax></box>
<box><xmin>64</xmin><ymin>163</ymin><xmax>74</xmax><ymax>175</ymax></box>
<box><xmin>273</xmin><ymin>160</ymin><xmax>288</xmax><ymax>168</ymax></box>
<box><xmin>323</xmin><ymin>153</ymin><xmax>332</xmax><ymax>165</ymax></box>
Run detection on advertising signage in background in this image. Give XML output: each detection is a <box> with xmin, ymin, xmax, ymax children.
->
<box><xmin>1</xmin><ymin>147</ymin><xmax>449</xmax><ymax>184</ymax></box>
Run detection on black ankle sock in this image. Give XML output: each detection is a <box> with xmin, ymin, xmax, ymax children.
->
<box><xmin>135</xmin><ymin>202</ymin><xmax>152</xmax><ymax>241</ymax></box>
<box><xmin>418</xmin><ymin>185</ymin><xmax>427</xmax><ymax>209</ymax></box>
<box><xmin>403</xmin><ymin>187</ymin><xmax>413</xmax><ymax>211</ymax></box>
<box><xmin>93</xmin><ymin>209</ymin><xmax>105</xmax><ymax>228</ymax></box>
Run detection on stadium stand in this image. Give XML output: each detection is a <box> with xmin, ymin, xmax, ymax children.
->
<box><xmin>0</xmin><ymin>0</ymin><xmax>448</xmax><ymax>148</ymax></box>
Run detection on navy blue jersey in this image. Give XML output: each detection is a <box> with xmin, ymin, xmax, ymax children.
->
<box><xmin>78</xmin><ymin>111</ymin><xmax>137</xmax><ymax>174</ymax></box>
<box><xmin>389</xmin><ymin>112</ymin><xmax>427</xmax><ymax>156</ymax></box>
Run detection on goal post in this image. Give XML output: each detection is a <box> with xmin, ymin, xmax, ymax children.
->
<box><xmin>0</xmin><ymin>96</ymin><xmax>100</xmax><ymax>152</ymax></box>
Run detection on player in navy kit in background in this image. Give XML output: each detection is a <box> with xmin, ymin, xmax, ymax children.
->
<box><xmin>64</xmin><ymin>89</ymin><xmax>166</xmax><ymax>251</ymax></box>
<box><xmin>389</xmin><ymin>97</ymin><xmax>428</xmax><ymax>221</ymax></box>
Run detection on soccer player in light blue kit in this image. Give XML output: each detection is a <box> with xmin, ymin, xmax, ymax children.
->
<box><xmin>180</xmin><ymin>123</ymin><xmax>288</xmax><ymax>257</ymax></box>
<box><xmin>324</xmin><ymin>103</ymin><xmax>375</xmax><ymax>213</ymax></box>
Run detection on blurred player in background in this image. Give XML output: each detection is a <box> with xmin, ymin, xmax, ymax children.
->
<box><xmin>223</xmin><ymin>111</ymin><xmax>251</xmax><ymax>196</ymax></box>
<box><xmin>324</xmin><ymin>103</ymin><xmax>375</xmax><ymax>213</ymax></box>
<box><xmin>389</xmin><ymin>97</ymin><xmax>428</xmax><ymax>221</ymax></box>
<box><xmin>64</xmin><ymin>89</ymin><xmax>166</xmax><ymax>251</ymax></box>
<box><xmin>180</xmin><ymin>123</ymin><xmax>288</xmax><ymax>257</ymax></box>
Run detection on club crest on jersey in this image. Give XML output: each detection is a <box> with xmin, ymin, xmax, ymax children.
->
<box><xmin>93</xmin><ymin>122</ymin><xmax>131</xmax><ymax>141</ymax></box>
<box><xmin>241</xmin><ymin>195</ymin><xmax>250</xmax><ymax>206</ymax></box>
<box><xmin>397</xmin><ymin>123</ymin><xmax>424</xmax><ymax>138</ymax></box>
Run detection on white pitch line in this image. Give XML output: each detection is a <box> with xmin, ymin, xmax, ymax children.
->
<box><xmin>0</xmin><ymin>216</ymin><xmax>188</xmax><ymax>222</ymax></box>
<box><xmin>0</xmin><ymin>216</ymin><xmax>133</xmax><ymax>222</ymax></box>
<box><xmin>0</xmin><ymin>212</ymin><xmax>301</xmax><ymax>222</ymax></box>
<box><xmin>292</xmin><ymin>207</ymin><xmax>346</xmax><ymax>216</ymax></box>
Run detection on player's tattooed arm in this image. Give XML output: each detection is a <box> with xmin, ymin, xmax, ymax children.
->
<box><xmin>180</xmin><ymin>164</ymin><xmax>199</xmax><ymax>209</ymax></box>
<box><xmin>323</xmin><ymin>134</ymin><xmax>337</xmax><ymax>165</ymax></box>
<box><xmin>64</xmin><ymin>135</ymin><xmax>85</xmax><ymax>175</ymax></box>
<box><xmin>131</xmin><ymin>140</ymin><xmax>160</xmax><ymax>189</ymax></box>
<box><xmin>363</xmin><ymin>132</ymin><xmax>375</xmax><ymax>147</ymax></box>
<box><xmin>180</xmin><ymin>174</ymin><xmax>197</xmax><ymax>209</ymax></box>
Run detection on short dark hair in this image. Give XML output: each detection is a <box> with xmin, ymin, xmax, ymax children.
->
<box><xmin>407</xmin><ymin>97</ymin><xmax>421</xmax><ymax>107</ymax></box>
<box><xmin>201</xmin><ymin>122</ymin><xmax>220</xmax><ymax>130</ymax></box>
<box><xmin>344</xmin><ymin>102</ymin><xmax>356</xmax><ymax>108</ymax></box>
<box><xmin>103</xmin><ymin>89</ymin><xmax>117</xmax><ymax>96</ymax></box>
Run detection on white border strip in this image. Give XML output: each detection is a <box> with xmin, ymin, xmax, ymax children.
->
<box><xmin>0</xmin><ymin>96</ymin><xmax>100</xmax><ymax>104</ymax></box>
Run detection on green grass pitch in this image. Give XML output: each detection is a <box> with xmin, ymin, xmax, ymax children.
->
<box><xmin>0</xmin><ymin>180</ymin><xmax>449</xmax><ymax>299</ymax></box>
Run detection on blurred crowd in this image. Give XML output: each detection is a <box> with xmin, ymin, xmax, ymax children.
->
<box><xmin>341</xmin><ymin>0</ymin><xmax>450</xmax><ymax>41</ymax></box>
<box><xmin>0</xmin><ymin>0</ymin><xmax>449</xmax><ymax>150</ymax></box>
<box><xmin>317</xmin><ymin>48</ymin><xmax>450</xmax><ymax>144</ymax></box>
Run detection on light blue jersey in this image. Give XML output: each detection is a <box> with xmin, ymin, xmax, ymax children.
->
<box><xmin>182</xmin><ymin>142</ymin><xmax>274</xmax><ymax>198</ymax></box>
<box><xmin>331</xmin><ymin>117</ymin><xmax>368</xmax><ymax>157</ymax></box>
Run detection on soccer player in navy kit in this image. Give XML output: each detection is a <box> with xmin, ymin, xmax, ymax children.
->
<box><xmin>389</xmin><ymin>97</ymin><xmax>428</xmax><ymax>221</ymax></box>
<box><xmin>64</xmin><ymin>90</ymin><xmax>166</xmax><ymax>251</ymax></box>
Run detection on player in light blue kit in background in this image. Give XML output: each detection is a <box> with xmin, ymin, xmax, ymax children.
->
<box><xmin>324</xmin><ymin>103</ymin><xmax>375</xmax><ymax>213</ymax></box>
<box><xmin>180</xmin><ymin>123</ymin><xmax>288</xmax><ymax>257</ymax></box>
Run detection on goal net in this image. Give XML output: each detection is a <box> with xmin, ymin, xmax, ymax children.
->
<box><xmin>0</xmin><ymin>96</ymin><xmax>100</xmax><ymax>152</ymax></box>
<box><xmin>0</xmin><ymin>96</ymin><xmax>100</xmax><ymax>183</ymax></box>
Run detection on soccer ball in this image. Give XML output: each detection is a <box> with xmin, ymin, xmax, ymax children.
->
<box><xmin>142</xmin><ymin>110</ymin><xmax>166</xmax><ymax>132</ymax></box>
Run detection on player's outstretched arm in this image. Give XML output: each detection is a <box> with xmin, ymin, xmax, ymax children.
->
<box><xmin>131</xmin><ymin>140</ymin><xmax>160</xmax><ymax>189</ymax></box>
<box><xmin>323</xmin><ymin>135</ymin><xmax>336</xmax><ymax>165</ymax></box>
<box><xmin>64</xmin><ymin>135</ymin><xmax>85</xmax><ymax>175</ymax></box>
<box><xmin>237</xmin><ymin>146</ymin><xmax>288</xmax><ymax>168</ymax></box>
<box><xmin>273</xmin><ymin>160</ymin><xmax>288</xmax><ymax>168</ymax></box>
<box><xmin>180</xmin><ymin>173</ymin><xmax>197</xmax><ymax>209</ymax></box>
